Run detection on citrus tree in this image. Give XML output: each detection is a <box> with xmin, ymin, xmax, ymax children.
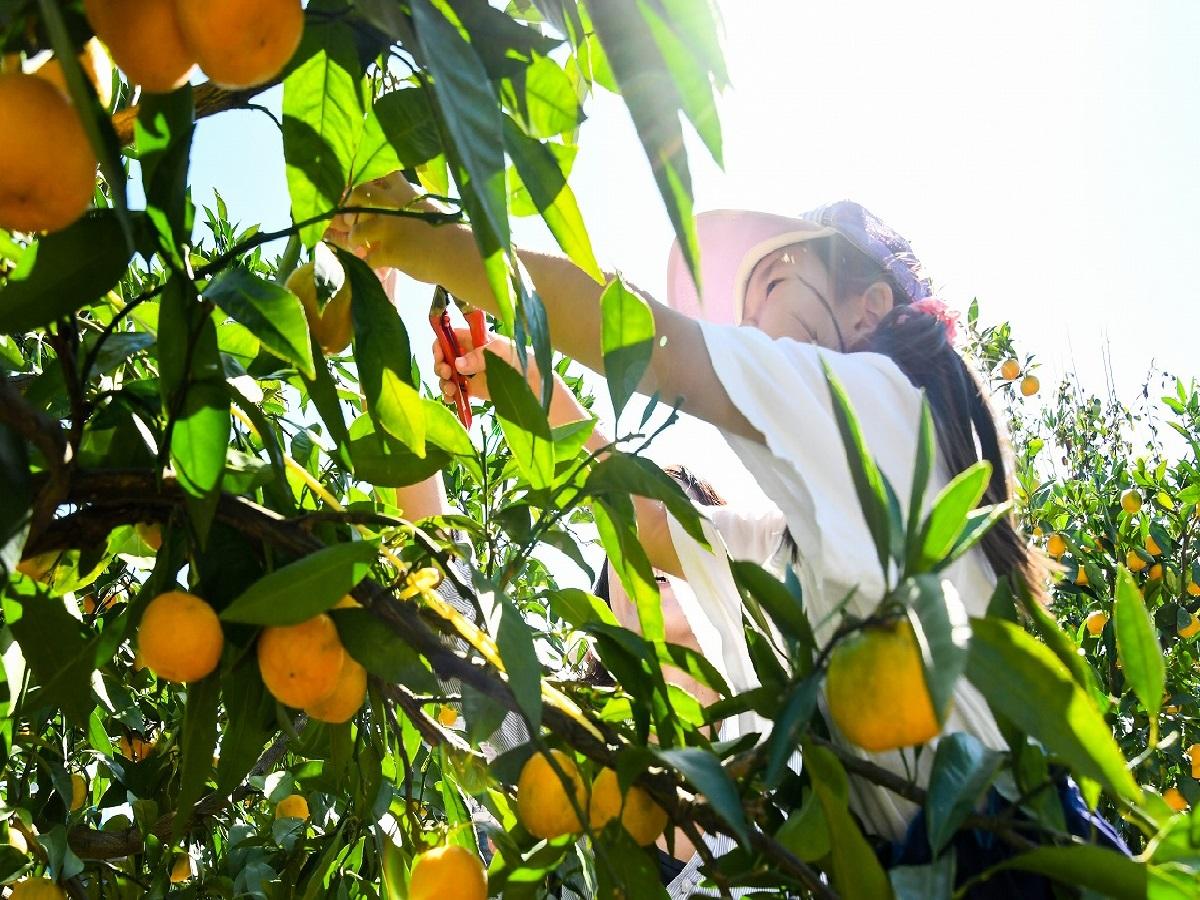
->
<box><xmin>0</xmin><ymin>2</ymin><xmax>1196</xmax><ymax>898</ymax></box>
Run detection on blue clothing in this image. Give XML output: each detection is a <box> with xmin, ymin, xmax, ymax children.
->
<box><xmin>883</xmin><ymin>775</ymin><xmax>1130</xmax><ymax>897</ymax></box>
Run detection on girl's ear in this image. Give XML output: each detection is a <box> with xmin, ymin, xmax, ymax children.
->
<box><xmin>856</xmin><ymin>281</ymin><xmax>895</xmax><ymax>332</ymax></box>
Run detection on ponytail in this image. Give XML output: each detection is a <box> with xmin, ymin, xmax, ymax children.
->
<box><xmin>815</xmin><ymin>237</ymin><xmax>1049</xmax><ymax>603</ymax></box>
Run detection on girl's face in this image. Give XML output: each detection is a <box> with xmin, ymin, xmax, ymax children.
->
<box><xmin>741</xmin><ymin>242</ymin><xmax>887</xmax><ymax>348</ymax></box>
<box><xmin>607</xmin><ymin>566</ymin><xmax>700</xmax><ymax>652</ymax></box>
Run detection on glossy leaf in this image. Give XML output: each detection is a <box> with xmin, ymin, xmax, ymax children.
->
<box><xmin>220</xmin><ymin>542</ymin><xmax>379</xmax><ymax>625</ymax></box>
<box><xmin>804</xmin><ymin>741</ymin><xmax>895</xmax><ymax>899</ymax></box>
<box><xmin>1114</xmin><ymin>567</ymin><xmax>1165</xmax><ymax>723</ymax></box>
<box><xmin>484</xmin><ymin>349</ymin><xmax>554</xmax><ymax>489</ymax></box>
<box><xmin>593</xmin><ymin>496</ymin><xmax>663</xmax><ymax>643</ymax></box>
<box><xmin>494</xmin><ymin>589</ymin><xmax>542</xmax><ymax>731</ymax></box>
<box><xmin>925</xmin><ymin>733</ymin><xmax>1004</xmax><ymax>854</ymax></box>
<box><xmin>173</xmin><ymin>676</ymin><xmax>220</xmax><ymax>841</ymax></box>
<box><xmin>205</xmin><ymin>267</ymin><xmax>314</xmax><ymax>379</ymax></box>
<box><xmin>282</xmin><ymin>19</ymin><xmax>364</xmax><ymax>248</ymax></box>
<box><xmin>586</xmin><ymin>453</ymin><xmax>706</xmax><ymax>545</ymax></box>
<box><xmin>913</xmin><ymin>462</ymin><xmax>992</xmax><ymax>573</ymax></box>
<box><xmin>0</xmin><ymin>211</ymin><xmax>134</xmax><ymax>334</ymax></box>
<box><xmin>966</xmin><ymin>616</ymin><xmax>1141</xmax><ymax>802</ymax></box>
<box><xmin>599</xmin><ymin>278</ymin><xmax>656</xmax><ymax>422</ymax></box>
<box><xmin>652</xmin><ymin>746</ymin><xmax>749</xmax><ymax>846</ymax></box>
<box><xmin>989</xmin><ymin>845</ymin><xmax>1147</xmax><ymax>899</ymax></box>
<box><xmin>373</xmin><ymin>88</ymin><xmax>442</xmax><ymax>167</ymax></box>
<box><xmin>343</xmin><ymin>250</ymin><xmax>425</xmax><ymax>455</ymax></box>
<box><xmin>903</xmin><ymin>574</ymin><xmax>970</xmax><ymax>725</ymax></box>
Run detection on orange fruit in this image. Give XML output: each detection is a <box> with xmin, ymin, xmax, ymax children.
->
<box><xmin>1188</xmin><ymin>743</ymin><xmax>1200</xmax><ymax>779</ymax></box>
<box><xmin>9</xmin><ymin>879</ymin><xmax>66</xmax><ymax>900</ymax></box>
<box><xmin>1120</xmin><ymin>489</ymin><xmax>1142</xmax><ymax>515</ymax></box>
<box><xmin>257</xmin><ymin>614</ymin><xmax>344</xmax><ymax>708</ymax></box>
<box><xmin>274</xmin><ymin>793</ymin><xmax>309</xmax><ymax>820</ymax></box>
<box><xmin>516</xmin><ymin>749</ymin><xmax>586</xmax><ymax>840</ymax></box>
<box><xmin>30</xmin><ymin>38</ymin><xmax>114</xmax><ymax>108</ymax></box>
<box><xmin>825</xmin><ymin>620</ymin><xmax>941</xmax><ymax>752</ymax></box>
<box><xmin>1020</xmin><ymin>375</ymin><xmax>1039</xmax><ymax>396</ymax></box>
<box><xmin>1146</xmin><ymin>535</ymin><xmax>1163</xmax><ymax>556</ymax></box>
<box><xmin>1126</xmin><ymin>551</ymin><xmax>1147</xmax><ymax>573</ymax></box>
<box><xmin>1188</xmin><ymin>581</ymin><xmax>1200</xmax><ymax>598</ymax></box>
<box><xmin>137</xmin><ymin>591</ymin><xmax>224</xmax><ymax>683</ymax></box>
<box><xmin>1074</xmin><ymin>567</ymin><xmax>1089</xmax><ymax>587</ymax></box>
<box><xmin>117</xmin><ymin>735</ymin><xmax>154</xmax><ymax>762</ymax></box>
<box><xmin>1164</xmin><ymin>786</ymin><xmax>1189</xmax><ymax>812</ymax></box>
<box><xmin>588</xmin><ymin>767</ymin><xmax>668</xmax><ymax>846</ymax></box>
<box><xmin>1179</xmin><ymin>614</ymin><xmax>1200</xmax><ymax>640</ymax></box>
<box><xmin>1084</xmin><ymin>610</ymin><xmax>1108</xmax><ymax>637</ymax></box>
<box><xmin>69</xmin><ymin>773</ymin><xmax>87</xmax><ymax>811</ymax></box>
<box><xmin>82</xmin><ymin>594</ymin><xmax>103</xmax><ymax>616</ymax></box>
<box><xmin>409</xmin><ymin>844</ymin><xmax>487</xmax><ymax>900</ymax></box>
<box><xmin>0</xmin><ymin>74</ymin><xmax>96</xmax><ymax>233</ymax></box>
<box><xmin>170</xmin><ymin>853</ymin><xmax>191</xmax><ymax>883</ymax></box>
<box><xmin>303</xmin><ymin>655</ymin><xmax>366</xmax><ymax>724</ymax></box>
<box><xmin>332</xmin><ymin>594</ymin><xmax>360</xmax><ymax>609</ymax></box>
<box><xmin>999</xmin><ymin>358</ymin><xmax>1020</xmax><ymax>381</ymax></box>
<box><xmin>83</xmin><ymin>0</ymin><xmax>195</xmax><ymax>93</ymax></box>
<box><xmin>1046</xmin><ymin>533</ymin><xmax>1067</xmax><ymax>559</ymax></box>
<box><xmin>174</xmin><ymin>0</ymin><xmax>305</xmax><ymax>90</ymax></box>
<box><xmin>1149</xmin><ymin>563</ymin><xmax>1163</xmax><ymax>580</ymax></box>
<box><xmin>437</xmin><ymin>705</ymin><xmax>458</xmax><ymax>727</ymax></box>
<box><xmin>286</xmin><ymin>259</ymin><xmax>353</xmax><ymax>355</ymax></box>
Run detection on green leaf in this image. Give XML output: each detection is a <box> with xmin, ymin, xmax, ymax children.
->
<box><xmin>989</xmin><ymin>845</ymin><xmax>1147</xmax><ymax>900</ymax></box>
<box><xmin>822</xmin><ymin>360</ymin><xmax>892</xmax><ymax>578</ymax></box>
<box><xmin>651</xmin><ymin>747</ymin><xmax>749</xmax><ymax>846</ymax></box>
<box><xmin>136</xmin><ymin>86</ymin><xmax>195</xmax><ymax>256</ymax></box>
<box><xmin>412</xmin><ymin>0</ymin><xmax>509</xmax><ymax>244</ymax></box>
<box><xmin>173</xmin><ymin>675</ymin><xmax>220</xmax><ymax>841</ymax></box>
<box><xmin>730</xmin><ymin>561</ymin><xmax>816</xmax><ymax>668</ymax></box>
<box><xmin>484</xmin><ymin>349</ymin><xmax>554</xmax><ymax>489</ymax></box>
<box><xmin>332</xmin><ymin>609</ymin><xmax>438</xmax><ymax>693</ymax></box>
<box><xmin>517</xmin><ymin>53</ymin><xmax>582</xmax><ymax>138</ymax></box>
<box><xmin>301</xmin><ymin>346</ymin><xmax>354</xmax><ymax>472</ymax></box>
<box><xmin>216</xmin><ymin>658</ymin><xmax>277</xmax><ymax>795</ymax></box>
<box><xmin>966</xmin><ymin>617</ymin><xmax>1141</xmax><ymax>802</ymax></box>
<box><xmin>764</xmin><ymin>676</ymin><xmax>819</xmax><ymax>789</ymax></box>
<box><xmin>776</xmin><ymin>789</ymin><xmax>831</xmax><ymax>862</ymax></box>
<box><xmin>502</xmin><ymin>118</ymin><xmax>601</xmax><ymax>281</ymax></box>
<box><xmin>593</xmin><ymin>496</ymin><xmax>662</xmax><ymax>643</ymax></box>
<box><xmin>282</xmin><ymin>19</ymin><xmax>365</xmax><ymax>247</ymax></box>
<box><xmin>585</xmin><ymin>453</ymin><xmax>706</xmax><ymax>546</ymax></box>
<box><xmin>599</xmin><ymin>278</ymin><xmax>655</xmax><ymax>422</ymax></box>
<box><xmin>373</xmin><ymin>87</ymin><xmax>441</xmax><ymax>168</ymax></box>
<box><xmin>906</xmin><ymin>400</ymin><xmax>935</xmax><ymax>551</ymax></box>
<box><xmin>220</xmin><ymin>542</ymin><xmax>378</xmax><ymax>625</ymax></box>
<box><xmin>804</xmin><ymin>741</ymin><xmax>895</xmax><ymax>899</ymax></box>
<box><xmin>925</xmin><ymin>733</ymin><xmax>1004</xmax><ymax>854</ymax></box>
<box><xmin>494</xmin><ymin>589</ymin><xmax>541</xmax><ymax>731</ymax></box>
<box><xmin>587</xmin><ymin>0</ymin><xmax>700</xmax><ymax>284</ymax></box>
<box><xmin>903</xmin><ymin>574</ymin><xmax>970</xmax><ymax>725</ymax></box>
<box><xmin>941</xmin><ymin>502</ymin><xmax>1012</xmax><ymax>570</ymax></box>
<box><xmin>6</xmin><ymin>590</ymin><xmax>95</xmax><ymax>725</ymax></box>
<box><xmin>1114</xmin><ymin>567</ymin><xmax>1166</xmax><ymax>725</ymax></box>
<box><xmin>0</xmin><ymin>211</ymin><xmax>134</xmax><ymax>334</ymax></box>
<box><xmin>342</xmin><ymin>250</ymin><xmax>425</xmax><ymax>455</ymax></box>
<box><xmin>913</xmin><ymin>462</ymin><xmax>992</xmax><ymax>573</ymax></box>
<box><xmin>205</xmin><ymin>268</ymin><xmax>315</xmax><ymax>379</ymax></box>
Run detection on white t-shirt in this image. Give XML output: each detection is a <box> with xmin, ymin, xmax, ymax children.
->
<box><xmin>666</xmin><ymin>322</ymin><xmax>1008</xmax><ymax>842</ymax></box>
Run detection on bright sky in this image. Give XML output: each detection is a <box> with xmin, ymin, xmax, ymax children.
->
<box><xmin>185</xmin><ymin>0</ymin><xmax>1200</xmax><ymax>527</ymax></box>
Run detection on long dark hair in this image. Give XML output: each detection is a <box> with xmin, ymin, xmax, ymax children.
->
<box><xmin>813</xmin><ymin>236</ymin><xmax>1049</xmax><ymax>603</ymax></box>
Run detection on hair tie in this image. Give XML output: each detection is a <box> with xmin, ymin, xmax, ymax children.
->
<box><xmin>899</xmin><ymin>297</ymin><xmax>959</xmax><ymax>344</ymax></box>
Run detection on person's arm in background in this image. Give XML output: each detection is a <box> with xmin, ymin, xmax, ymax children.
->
<box><xmin>433</xmin><ymin>330</ymin><xmax>684</xmax><ymax>576</ymax></box>
<box><xmin>393</xmin><ymin>474</ymin><xmax>449</xmax><ymax>522</ymax></box>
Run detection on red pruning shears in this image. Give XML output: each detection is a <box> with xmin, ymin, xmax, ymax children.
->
<box><xmin>429</xmin><ymin>287</ymin><xmax>488</xmax><ymax>427</ymax></box>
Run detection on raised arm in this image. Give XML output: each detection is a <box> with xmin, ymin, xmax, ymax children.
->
<box><xmin>345</xmin><ymin>174</ymin><xmax>756</xmax><ymax>442</ymax></box>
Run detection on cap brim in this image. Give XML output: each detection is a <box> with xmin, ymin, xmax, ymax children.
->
<box><xmin>666</xmin><ymin>210</ymin><xmax>837</xmax><ymax>326</ymax></box>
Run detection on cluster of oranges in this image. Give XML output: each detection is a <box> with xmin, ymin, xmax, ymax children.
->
<box><xmin>998</xmin><ymin>357</ymin><xmax>1039</xmax><ymax>397</ymax></box>
<box><xmin>515</xmin><ymin>749</ymin><xmax>669</xmax><ymax>848</ymax></box>
<box><xmin>0</xmin><ymin>0</ymin><xmax>304</xmax><ymax>234</ymax></box>
<box><xmin>135</xmin><ymin>591</ymin><xmax>366</xmax><ymax>725</ymax></box>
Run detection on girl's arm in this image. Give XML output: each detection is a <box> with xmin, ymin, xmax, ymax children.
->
<box><xmin>346</xmin><ymin>174</ymin><xmax>757</xmax><ymax>442</ymax></box>
<box><xmin>394</xmin><ymin>474</ymin><xmax>449</xmax><ymax>522</ymax></box>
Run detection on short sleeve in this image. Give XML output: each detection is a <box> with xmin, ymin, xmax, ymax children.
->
<box><xmin>697</xmin><ymin>322</ymin><xmax>927</xmax><ymax>600</ymax></box>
